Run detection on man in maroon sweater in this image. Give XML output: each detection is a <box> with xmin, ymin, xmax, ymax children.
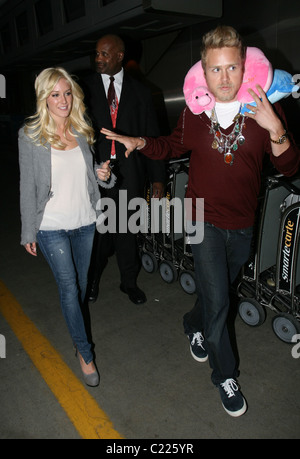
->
<box><xmin>100</xmin><ymin>26</ymin><xmax>300</xmax><ymax>417</ymax></box>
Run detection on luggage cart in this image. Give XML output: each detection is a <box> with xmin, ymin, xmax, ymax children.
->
<box><xmin>138</xmin><ymin>158</ymin><xmax>196</xmax><ymax>294</ymax></box>
<box><xmin>237</xmin><ymin>174</ymin><xmax>300</xmax><ymax>343</ymax></box>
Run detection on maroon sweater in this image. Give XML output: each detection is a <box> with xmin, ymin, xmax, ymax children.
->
<box><xmin>142</xmin><ymin>104</ymin><xmax>300</xmax><ymax>229</ymax></box>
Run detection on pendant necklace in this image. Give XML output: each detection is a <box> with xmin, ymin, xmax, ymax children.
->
<box><xmin>209</xmin><ymin>105</ymin><xmax>246</xmax><ymax>166</ymax></box>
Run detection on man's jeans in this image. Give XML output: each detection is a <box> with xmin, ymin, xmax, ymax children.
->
<box><xmin>183</xmin><ymin>222</ymin><xmax>253</xmax><ymax>385</ymax></box>
<box><xmin>37</xmin><ymin>223</ymin><xmax>96</xmax><ymax>364</ymax></box>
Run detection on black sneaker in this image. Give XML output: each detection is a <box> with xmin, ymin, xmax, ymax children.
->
<box><xmin>218</xmin><ymin>379</ymin><xmax>247</xmax><ymax>417</ymax></box>
<box><xmin>187</xmin><ymin>332</ymin><xmax>208</xmax><ymax>362</ymax></box>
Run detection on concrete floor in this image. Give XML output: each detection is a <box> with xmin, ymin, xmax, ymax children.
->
<box><xmin>0</xmin><ymin>146</ymin><xmax>299</xmax><ymax>439</ymax></box>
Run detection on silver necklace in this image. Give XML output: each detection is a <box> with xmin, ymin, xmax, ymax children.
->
<box><xmin>209</xmin><ymin>106</ymin><xmax>246</xmax><ymax>166</ymax></box>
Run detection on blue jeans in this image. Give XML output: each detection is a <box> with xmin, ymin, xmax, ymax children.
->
<box><xmin>37</xmin><ymin>223</ymin><xmax>96</xmax><ymax>364</ymax></box>
<box><xmin>183</xmin><ymin>222</ymin><xmax>253</xmax><ymax>385</ymax></box>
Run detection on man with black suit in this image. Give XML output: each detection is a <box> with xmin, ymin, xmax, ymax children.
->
<box><xmin>83</xmin><ymin>34</ymin><xmax>165</xmax><ymax>304</ymax></box>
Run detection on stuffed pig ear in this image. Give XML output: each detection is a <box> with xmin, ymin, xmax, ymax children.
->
<box><xmin>237</xmin><ymin>47</ymin><xmax>273</xmax><ymax>103</ymax></box>
<box><xmin>183</xmin><ymin>60</ymin><xmax>215</xmax><ymax>113</ymax></box>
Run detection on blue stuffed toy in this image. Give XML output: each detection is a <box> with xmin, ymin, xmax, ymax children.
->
<box><xmin>241</xmin><ymin>69</ymin><xmax>299</xmax><ymax>115</ymax></box>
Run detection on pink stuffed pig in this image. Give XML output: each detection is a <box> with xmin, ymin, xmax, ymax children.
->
<box><xmin>185</xmin><ymin>85</ymin><xmax>215</xmax><ymax>114</ymax></box>
<box><xmin>183</xmin><ymin>60</ymin><xmax>215</xmax><ymax>114</ymax></box>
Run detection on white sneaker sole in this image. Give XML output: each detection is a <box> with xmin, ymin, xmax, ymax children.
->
<box><xmin>222</xmin><ymin>397</ymin><xmax>247</xmax><ymax>417</ymax></box>
<box><xmin>190</xmin><ymin>347</ymin><xmax>208</xmax><ymax>362</ymax></box>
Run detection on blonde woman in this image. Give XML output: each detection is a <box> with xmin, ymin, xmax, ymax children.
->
<box><xmin>19</xmin><ymin>67</ymin><xmax>115</xmax><ymax>386</ymax></box>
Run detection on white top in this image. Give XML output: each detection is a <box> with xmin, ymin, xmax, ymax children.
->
<box><xmin>205</xmin><ymin>101</ymin><xmax>241</xmax><ymax>129</ymax></box>
<box><xmin>101</xmin><ymin>68</ymin><xmax>124</xmax><ymax>101</ymax></box>
<box><xmin>40</xmin><ymin>145</ymin><xmax>96</xmax><ymax>230</ymax></box>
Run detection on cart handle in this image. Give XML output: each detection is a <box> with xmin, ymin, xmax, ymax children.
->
<box><xmin>268</xmin><ymin>175</ymin><xmax>300</xmax><ymax>195</ymax></box>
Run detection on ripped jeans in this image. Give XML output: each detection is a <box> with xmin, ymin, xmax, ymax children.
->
<box><xmin>37</xmin><ymin>223</ymin><xmax>95</xmax><ymax>364</ymax></box>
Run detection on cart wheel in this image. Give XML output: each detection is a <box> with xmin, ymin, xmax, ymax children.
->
<box><xmin>179</xmin><ymin>270</ymin><xmax>196</xmax><ymax>294</ymax></box>
<box><xmin>141</xmin><ymin>252</ymin><xmax>158</xmax><ymax>273</ymax></box>
<box><xmin>159</xmin><ymin>260</ymin><xmax>178</xmax><ymax>284</ymax></box>
<box><xmin>272</xmin><ymin>313</ymin><xmax>300</xmax><ymax>343</ymax></box>
<box><xmin>238</xmin><ymin>298</ymin><xmax>266</xmax><ymax>327</ymax></box>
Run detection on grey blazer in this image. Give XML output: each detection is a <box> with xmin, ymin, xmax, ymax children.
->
<box><xmin>18</xmin><ymin>126</ymin><xmax>115</xmax><ymax>245</ymax></box>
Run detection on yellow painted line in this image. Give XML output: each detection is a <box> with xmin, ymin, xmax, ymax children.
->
<box><xmin>0</xmin><ymin>280</ymin><xmax>123</xmax><ymax>440</ymax></box>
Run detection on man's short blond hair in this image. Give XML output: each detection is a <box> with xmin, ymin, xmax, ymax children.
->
<box><xmin>201</xmin><ymin>25</ymin><xmax>246</xmax><ymax>70</ymax></box>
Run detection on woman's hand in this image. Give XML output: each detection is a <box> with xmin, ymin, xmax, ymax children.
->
<box><xmin>24</xmin><ymin>242</ymin><xmax>37</xmax><ymax>256</ymax></box>
<box><xmin>96</xmin><ymin>159</ymin><xmax>111</xmax><ymax>181</ymax></box>
<box><xmin>100</xmin><ymin>128</ymin><xmax>145</xmax><ymax>158</ymax></box>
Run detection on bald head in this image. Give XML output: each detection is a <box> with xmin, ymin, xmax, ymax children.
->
<box><xmin>95</xmin><ymin>34</ymin><xmax>125</xmax><ymax>76</ymax></box>
<box><xmin>98</xmin><ymin>34</ymin><xmax>125</xmax><ymax>53</ymax></box>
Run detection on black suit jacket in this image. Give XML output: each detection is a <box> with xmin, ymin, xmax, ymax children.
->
<box><xmin>82</xmin><ymin>71</ymin><xmax>165</xmax><ymax>200</ymax></box>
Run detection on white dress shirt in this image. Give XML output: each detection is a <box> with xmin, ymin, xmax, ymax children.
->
<box><xmin>101</xmin><ymin>68</ymin><xmax>124</xmax><ymax>102</ymax></box>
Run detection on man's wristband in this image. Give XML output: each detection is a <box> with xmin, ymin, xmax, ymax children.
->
<box><xmin>136</xmin><ymin>137</ymin><xmax>147</xmax><ymax>150</ymax></box>
<box><xmin>270</xmin><ymin>130</ymin><xmax>288</xmax><ymax>145</ymax></box>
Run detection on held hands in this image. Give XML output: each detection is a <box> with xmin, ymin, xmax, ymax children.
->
<box><xmin>100</xmin><ymin>128</ymin><xmax>144</xmax><ymax>158</ymax></box>
<box><xmin>96</xmin><ymin>159</ymin><xmax>111</xmax><ymax>181</ymax></box>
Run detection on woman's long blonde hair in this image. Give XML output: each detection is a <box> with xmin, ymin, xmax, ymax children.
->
<box><xmin>25</xmin><ymin>67</ymin><xmax>95</xmax><ymax>149</ymax></box>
